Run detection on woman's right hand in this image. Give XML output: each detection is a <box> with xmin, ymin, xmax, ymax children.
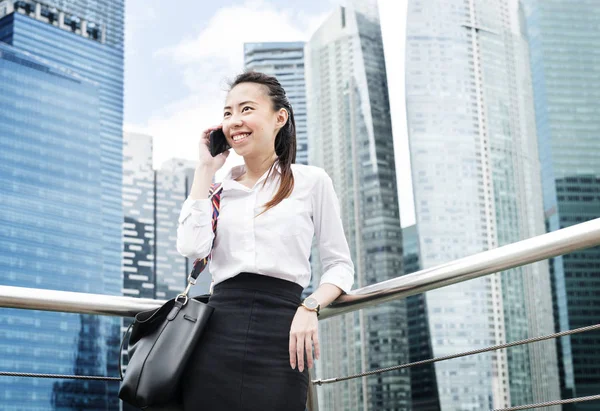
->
<box><xmin>198</xmin><ymin>125</ymin><xmax>230</xmax><ymax>172</ymax></box>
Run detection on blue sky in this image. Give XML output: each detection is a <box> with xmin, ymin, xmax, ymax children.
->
<box><xmin>123</xmin><ymin>0</ymin><xmax>415</xmax><ymax>226</ymax></box>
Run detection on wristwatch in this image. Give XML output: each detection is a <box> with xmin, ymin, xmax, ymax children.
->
<box><xmin>300</xmin><ymin>297</ymin><xmax>320</xmax><ymax>316</ymax></box>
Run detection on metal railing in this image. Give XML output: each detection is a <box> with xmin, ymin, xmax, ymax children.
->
<box><xmin>0</xmin><ymin>217</ymin><xmax>599</xmax><ymax>411</ymax></box>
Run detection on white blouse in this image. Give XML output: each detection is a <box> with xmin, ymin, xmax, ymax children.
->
<box><xmin>176</xmin><ymin>163</ymin><xmax>355</xmax><ymax>293</ymax></box>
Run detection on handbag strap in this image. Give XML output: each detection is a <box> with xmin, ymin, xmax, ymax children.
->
<box><xmin>188</xmin><ymin>182</ymin><xmax>223</xmax><ymax>283</ymax></box>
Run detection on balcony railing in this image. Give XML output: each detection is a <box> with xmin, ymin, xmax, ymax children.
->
<box><xmin>1</xmin><ymin>217</ymin><xmax>600</xmax><ymax>411</ymax></box>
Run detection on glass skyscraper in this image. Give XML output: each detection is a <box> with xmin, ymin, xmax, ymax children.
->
<box><xmin>405</xmin><ymin>0</ymin><xmax>559</xmax><ymax>409</ymax></box>
<box><xmin>306</xmin><ymin>5</ymin><xmax>408</xmax><ymax>410</ymax></box>
<box><xmin>521</xmin><ymin>0</ymin><xmax>600</xmax><ymax>407</ymax></box>
<box><xmin>244</xmin><ymin>42</ymin><xmax>308</xmax><ymax>166</ymax></box>
<box><xmin>0</xmin><ymin>1</ymin><xmax>125</xmax><ymax>297</ymax></box>
<box><xmin>0</xmin><ymin>41</ymin><xmax>117</xmax><ymax>409</ymax></box>
<box><xmin>0</xmin><ymin>0</ymin><xmax>124</xmax><ymax>408</ymax></box>
<box><xmin>402</xmin><ymin>225</ymin><xmax>440</xmax><ymax>411</ymax></box>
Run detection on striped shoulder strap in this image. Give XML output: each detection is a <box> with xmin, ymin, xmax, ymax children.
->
<box><xmin>189</xmin><ymin>182</ymin><xmax>223</xmax><ymax>280</ymax></box>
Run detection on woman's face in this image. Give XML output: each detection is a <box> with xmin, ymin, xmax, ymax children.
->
<box><xmin>222</xmin><ymin>82</ymin><xmax>287</xmax><ymax>158</ymax></box>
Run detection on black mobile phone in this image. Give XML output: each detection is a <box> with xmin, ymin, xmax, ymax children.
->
<box><xmin>209</xmin><ymin>129</ymin><xmax>231</xmax><ymax>157</ymax></box>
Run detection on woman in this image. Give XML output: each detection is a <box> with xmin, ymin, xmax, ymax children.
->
<box><xmin>176</xmin><ymin>71</ymin><xmax>354</xmax><ymax>411</ymax></box>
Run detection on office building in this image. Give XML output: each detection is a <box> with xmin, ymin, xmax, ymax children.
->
<box><xmin>521</xmin><ymin>0</ymin><xmax>600</xmax><ymax>406</ymax></box>
<box><xmin>306</xmin><ymin>5</ymin><xmax>408</xmax><ymax>410</ymax></box>
<box><xmin>405</xmin><ymin>0</ymin><xmax>560</xmax><ymax>408</ymax></box>
<box><xmin>0</xmin><ymin>0</ymin><xmax>124</xmax><ymax>408</ymax></box>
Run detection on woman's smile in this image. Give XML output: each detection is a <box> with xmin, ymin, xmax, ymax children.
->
<box><xmin>231</xmin><ymin>132</ymin><xmax>252</xmax><ymax>144</ymax></box>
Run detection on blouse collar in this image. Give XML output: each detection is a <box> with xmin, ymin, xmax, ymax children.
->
<box><xmin>221</xmin><ymin>160</ymin><xmax>282</xmax><ymax>191</ymax></box>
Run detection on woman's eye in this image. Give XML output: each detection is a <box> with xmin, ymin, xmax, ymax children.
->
<box><xmin>242</xmin><ymin>106</ymin><xmax>252</xmax><ymax>112</ymax></box>
<box><xmin>223</xmin><ymin>112</ymin><xmax>231</xmax><ymax>117</ymax></box>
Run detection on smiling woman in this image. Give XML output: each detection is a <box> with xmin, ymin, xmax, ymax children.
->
<box><xmin>175</xmin><ymin>71</ymin><xmax>355</xmax><ymax>410</ymax></box>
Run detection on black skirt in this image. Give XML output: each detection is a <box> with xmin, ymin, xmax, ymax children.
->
<box><xmin>181</xmin><ymin>272</ymin><xmax>309</xmax><ymax>411</ymax></box>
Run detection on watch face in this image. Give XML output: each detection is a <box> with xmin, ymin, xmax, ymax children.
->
<box><xmin>304</xmin><ymin>297</ymin><xmax>319</xmax><ymax>310</ymax></box>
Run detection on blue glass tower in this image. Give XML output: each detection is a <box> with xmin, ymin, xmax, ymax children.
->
<box><xmin>0</xmin><ymin>0</ymin><xmax>124</xmax><ymax>409</ymax></box>
<box><xmin>521</xmin><ymin>0</ymin><xmax>600</xmax><ymax>407</ymax></box>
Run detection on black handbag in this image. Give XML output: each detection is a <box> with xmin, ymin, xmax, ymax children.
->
<box><xmin>118</xmin><ymin>183</ymin><xmax>223</xmax><ymax>409</ymax></box>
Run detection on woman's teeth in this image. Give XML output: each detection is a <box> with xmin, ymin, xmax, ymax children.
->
<box><xmin>233</xmin><ymin>133</ymin><xmax>250</xmax><ymax>142</ymax></box>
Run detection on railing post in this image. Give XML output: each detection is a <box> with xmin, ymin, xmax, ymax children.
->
<box><xmin>307</xmin><ymin>367</ymin><xmax>319</xmax><ymax>411</ymax></box>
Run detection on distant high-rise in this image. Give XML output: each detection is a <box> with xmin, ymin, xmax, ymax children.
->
<box><xmin>244</xmin><ymin>42</ymin><xmax>308</xmax><ymax>166</ymax></box>
<box><xmin>521</xmin><ymin>0</ymin><xmax>600</xmax><ymax>406</ymax></box>
<box><xmin>123</xmin><ymin>133</ymin><xmax>211</xmax><ymax>300</ymax></box>
<box><xmin>306</xmin><ymin>5</ymin><xmax>408</xmax><ymax>410</ymax></box>
<box><xmin>123</xmin><ymin>132</ymin><xmax>156</xmax><ymax>299</ymax></box>
<box><xmin>405</xmin><ymin>0</ymin><xmax>559</xmax><ymax>409</ymax></box>
<box><xmin>0</xmin><ymin>0</ymin><xmax>124</xmax><ymax>408</ymax></box>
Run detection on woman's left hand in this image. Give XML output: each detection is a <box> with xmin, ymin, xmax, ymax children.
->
<box><xmin>289</xmin><ymin>307</ymin><xmax>320</xmax><ymax>372</ymax></box>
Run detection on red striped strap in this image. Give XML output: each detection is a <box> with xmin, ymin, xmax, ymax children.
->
<box><xmin>189</xmin><ymin>182</ymin><xmax>222</xmax><ymax>280</ymax></box>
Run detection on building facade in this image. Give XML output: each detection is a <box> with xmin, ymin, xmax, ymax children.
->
<box><xmin>521</xmin><ymin>0</ymin><xmax>600</xmax><ymax>407</ymax></box>
<box><xmin>0</xmin><ymin>0</ymin><xmax>124</xmax><ymax>408</ymax></box>
<box><xmin>405</xmin><ymin>0</ymin><xmax>559</xmax><ymax>409</ymax></box>
<box><xmin>403</xmin><ymin>225</ymin><xmax>440</xmax><ymax>411</ymax></box>
<box><xmin>123</xmin><ymin>132</ymin><xmax>156</xmax><ymax>300</ymax></box>
<box><xmin>306</xmin><ymin>5</ymin><xmax>408</xmax><ymax>410</ymax></box>
<box><xmin>0</xmin><ymin>41</ymin><xmax>118</xmax><ymax>410</ymax></box>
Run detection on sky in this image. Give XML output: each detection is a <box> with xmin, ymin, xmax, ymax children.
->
<box><xmin>123</xmin><ymin>0</ymin><xmax>414</xmax><ymax>226</ymax></box>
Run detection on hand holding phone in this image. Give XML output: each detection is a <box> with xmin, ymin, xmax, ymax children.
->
<box><xmin>198</xmin><ymin>126</ymin><xmax>230</xmax><ymax>172</ymax></box>
<box><xmin>209</xmin><ymin>129</ymin><xmax>231</xmax><ymax>157</ymax></box>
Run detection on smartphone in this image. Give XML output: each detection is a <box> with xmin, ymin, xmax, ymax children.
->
<box><xmin>209</xmin><ymin>129</ymin><xmax>231</xmax><ymax>157</ymax></box>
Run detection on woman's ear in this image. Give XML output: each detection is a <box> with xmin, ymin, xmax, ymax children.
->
<box><xmin>276</xmin><ymin>108</ymin><xmax>289</xmax><ymax>129</ymax></box>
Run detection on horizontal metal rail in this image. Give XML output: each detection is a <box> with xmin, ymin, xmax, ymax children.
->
<box><xmin>321</xmin><ymin>217</ymin><xmax>600</xmax><ymax>319</ymax></box>
<box><xmin>0</xmin><ymin>286</ymin><xmax>162</xmax><ymax>317</ymax></box>
<box><xmin>0</xmin><ymin>218</ymin><xmax>598</xmax><ymax>320</ymax></box>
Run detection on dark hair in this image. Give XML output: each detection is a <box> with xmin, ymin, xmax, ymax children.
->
<box><xmin>228</xmin><ymin>70</ymin><xmax>296</xmax><ymax>216</ymax></box>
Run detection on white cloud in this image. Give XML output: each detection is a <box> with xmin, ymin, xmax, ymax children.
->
<box><xmin>154</xmin><ymin>2</ymin><xmax>308</xmax><ymax>67</ymax></box>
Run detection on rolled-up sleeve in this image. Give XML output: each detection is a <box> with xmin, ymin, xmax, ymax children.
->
<box><xmin>176</xmin><ymin>196</ymin><xmax>214</xmax><ymax>259</ymax></box>
<box><xmin>312</xmin><ymin>170</ymin><xmax>355</xmax><ymax>293</ymax></box>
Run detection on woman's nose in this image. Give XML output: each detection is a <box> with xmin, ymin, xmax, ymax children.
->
<box><xmin>230</xmin><ymin>116</ymin><xmax>243</xmax><ymax>128</ymax></box>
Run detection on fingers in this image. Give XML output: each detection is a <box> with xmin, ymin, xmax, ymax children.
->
<box><xmin>289</xmin><ymin>333</ymin><xmax>297</xmax><ymax>370</ymax></box>
<box><xmin>290</xmin><ymin>312</ymin><xmax>320</xmax><ymax>373</ymax></box>
<box><xmin>305</xmin><ymin>334</ymin><xmax>313</xmax><ymax>370</ymax></box>
<box><xmin>296</xmin><ymin>333</ymin><xmax>305</xmax><ymax>372</ymax></box>
<box><xmin>290</xmin><ymin>332</ymin><xmax>319</xmax><ymax>372</ymax></box>
<box><xmin>202</xmin><ymin>125</ymin><xmax>223</xmax><ymax>138</ymax></box>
